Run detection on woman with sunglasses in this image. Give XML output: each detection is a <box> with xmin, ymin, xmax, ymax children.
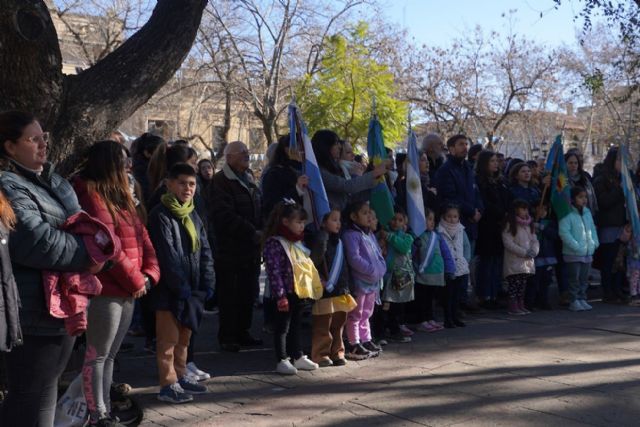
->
<box><xmin>0</xmin><ymin>111</ymin><xmax>98</xmax><ymax>427</ymax></box>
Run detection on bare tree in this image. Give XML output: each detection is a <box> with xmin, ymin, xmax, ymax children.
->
<box><xmin>205</xmin><ymin>0</ymin><xmax>367</xmax><ymax>147</ymax></box>
<box><xmin>0</xmin><ymin>0</ymin><xmax>207</xmax><ymax>172</ymax></box>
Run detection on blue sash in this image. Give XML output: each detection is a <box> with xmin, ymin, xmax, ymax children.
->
<box><xmin>419</xmin><ymin>232</ymin><xmax>438</xmax><ymax>273</ymax></box>
<box><xmin>325</xmin><ymin>240</ymin><xmax>343</xmax><ymax>293</ymax></box>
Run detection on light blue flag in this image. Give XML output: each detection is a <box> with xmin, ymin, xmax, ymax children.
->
<box><xmin>289</xmin><ymin>103</ymin><xmax>330</xmax><ymax>227</ymax></box>
<box><xmin>620</xmin><ymin>142</ymin><xmax>640</xmax><ymax>256</ymax></box>
<box><xmin>406</xmin><ymin>130</ymin><xmax>426</xmax><ymax>236</ymax></box>
<box><xmin>367</xmin><ymin>117</ymin><xmax>395</xmax><ymax>227</ymax></box>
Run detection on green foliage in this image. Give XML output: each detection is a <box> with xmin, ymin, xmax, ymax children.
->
<box><xmin>297</xmin><ymin>22</ymin><xmax>407</xmax><ymax>148</ymax></box>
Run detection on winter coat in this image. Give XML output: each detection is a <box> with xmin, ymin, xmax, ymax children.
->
<box><xmin>434</xmin><ymin>155</ymin><xmax>483</xmax><ymax>240</ymax></box>
<box><xmin>593</xmin><ymin>174</ymin><xmax>626</xmax><ymax>227</ymax></box>
<box><xmin>263</xmin><ymin>237</ymin><xmax>296</xmax><ymax>299</ymax></box>
<box><xmin>476</xmin><ymin>177</ymin><xmax>510</xmax><ymax>256</ymax></box>
<box><xmin>343</xmin><ymin>225</ymin><xmax>386</xmax><ymax>293</ymax></box>
<box><xmin>508</xmin><ymin>184</ymin><xmax>541</xmax><ymax>209</ymax></box>
<box><xmin>413</xmin><ymin>230</ymin><xmax>455</xmax><ymax>286</ymax></box>
<box><xmin>437</xmin><ymin>223</ymin><xmax>471</xmax><ymax>277</ymax></box>
<box><xmin>147</xmin><ymin>204</ymin><xmax>215</xmax><ymax>331</ymax></box>
<box><xmin>0</xmin><ymin>162</ymin><xmax>92</xmax><ymax>336</ymax></box>
<box><xmin>210</xmin><ymin>164</ymin><xmax>262</xmax><ymax>263</ymax></box>
<box><xmin>42</xmin><ymin>212</ymin><xmax>120</xmax><ymax>336</ymax></box>
<box><xmin>320</xmin><ymin>168</ymin><xmax>376</xmax><ymax>211</ymax></box>
<box><xmin>147</xmin><ymin>182</ymin><xmax>208</xmax><ymax>231</ymax></box>
<box><xmin>534</xmin><ymin>218</ymin><xmax>559</xmax><ymax>267</ymax></box>
<box><xmin>0</xmin><ymin>223</ymin><xmax>21</xmax><ymax>352</ymax></box>
<box><xmin>382</xmin><ymin>229</ymin><xmax>415</xmax><ymax>303</ymax></box>
<box><xmin>308</xmin><ymin>230</ymin><xmax>350</xmax><ymax>299</ymax></box>
<box><xmin>502</xmin><ymin>222</ymin><xmax>539</xmax><ymax>277</ymax></box>
<box><xmin>559</xmin><ymin>207</ymin><xmax>600</xmax><ymax>258</ymax></box>
<box><xmin>73</xmin><ymin>177</ymin><xmax>161</xmax><ymax>297</ymax></box>
<box><xmin>261</xmin><ymin>160</ymin><xmax>303</xmax><ymax>220</ymax></box>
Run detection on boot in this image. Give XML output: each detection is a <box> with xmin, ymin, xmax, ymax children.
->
<box><xmin>518</xmin><ymin>297</ymin><xmax>531</xmax><ymax>314</ymax></box>
<box><xmin>508</xmin><ymin>298</ymin><xmax>524</xmax><ymax>315</ymax></box>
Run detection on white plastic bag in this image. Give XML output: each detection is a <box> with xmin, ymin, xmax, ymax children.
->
<box><xmin>54</xmin><ymin>374</ymin><xmax>88</xmax><ymax>427</ymax></box>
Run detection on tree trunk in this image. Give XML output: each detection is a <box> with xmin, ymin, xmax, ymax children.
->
<box><xmin>0</xmin><ymin>0</ymin><xmax>207</xmax><ymax>174</ymax></box>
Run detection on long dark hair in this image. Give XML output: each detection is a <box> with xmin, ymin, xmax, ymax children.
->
<box><xmin>148</xmin><ymin>143</ymin><xmax>190</xmax><ymax>191</ymax></box>
<box><xmin>312</xmin><ymin>129</ymin><xmax>342</xmax><ymax>175</ymax></box>
<box><xmin>475</xmin><ymin>150</ymin><xmax>500</xmax><ymax>183</ymax></box>
<box><xmin>505</xmin><ymin>199</ymin><xmax>534</xmax><ymax>236</ymax></box>
<box><xmin>344</xmin><ymin>200</ymin><xmax>370</xmax><ymax>230</ymax></box>
<box><xmin>263</xmin><ymin>201</ymin><xmax>308</xmax><ymax>244</ymax></box>
<box><xmin>272</xmin><ymin>134</ymin><xmax>292</xmax><ymax>167</ymax></box>
<box><xmin>601</xmin><ymin>146</ymin><xmax>620</xmax><ymax>183</ymax></box>
<box><xmin>80</xmin><ymin>140</ymin><xmax>137</xmax><ymax>224</ymax></box>
<box><xmin>133</xmin><ymin>132</ymin><xmax>163</xmax><ymax>159</ymax></box>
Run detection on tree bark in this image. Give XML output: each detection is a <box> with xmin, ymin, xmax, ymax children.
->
<box><xmin>0</xmin><ymin>0</ymin><xmax>207</xmax><ymax>173</ymax></box>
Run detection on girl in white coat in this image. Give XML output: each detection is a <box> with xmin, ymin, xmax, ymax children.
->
<box><xmin>503</xmin><ymin>199</ymin><xmax>539</xmax><ymax>315</ymax></box>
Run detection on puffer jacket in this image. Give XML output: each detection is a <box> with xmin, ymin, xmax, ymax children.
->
<box><xmin>0</xmin><ymin>162</ymin><xmax>91</xmax><ymax>336</ymax></box>
<box><xmin>0</xmin><ymin>222</ymin><xmax>22</xmax><ymax>352</ymax></box>
<box><xmin>210</xmin><ymin>164</ymin><xmax>262</xmax><ymax>262</ymax></box>
<box><xmin>73</xmin><ymin>177</ymin><xmax>160</xmax><ymax>297</ymax></box>
<box><xmin>502</xmin><ymin>222</ymin><xmax>539</xmax><ymax>277</ymax></box>
<box><xmin>148</xmin><ymin>204</ymin><xmax>215</xmax><ymax>331</ymax></box>
<box><xmin>343</xmin><ymin>225</ymin><xmax>386</xmax><ymax>292</ymax></box>
<box><xmin>559</xmin><ymin>206</ymin><xmax>600</xmax><ymax>257</ymax></box>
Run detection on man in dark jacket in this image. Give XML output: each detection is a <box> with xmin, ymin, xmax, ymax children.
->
<box><xmin>422</xmin><ymin>133</ymin><xmax>446</xmax><ymax>182</ymax></box>
<box><xmin>435</xmin><ymin>135</ymin><xmax>483</xmax><ymax>240</ymax></box>
<box><xmin>210</xmin><ymin>141</ymin><xmax>263</xmax><ymax>352</ymax></box>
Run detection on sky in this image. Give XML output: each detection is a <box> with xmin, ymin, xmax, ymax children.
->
<box><xmin>379</xmin><ymin>0</ymin><xmax>587</xmax><ymax>48</ymax></box>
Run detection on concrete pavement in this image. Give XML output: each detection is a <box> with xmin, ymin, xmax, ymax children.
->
<box><xmin>117</xmin><ymin>302</ymin><xmax>640</xmax><ymax>426</ymax></box>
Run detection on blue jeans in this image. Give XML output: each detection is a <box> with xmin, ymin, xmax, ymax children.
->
<box><xmin>566</xmin><ymin>262</ymin><xmax>591</xmax><ymax>302</ymax></box>
<box><xmin>476</xmin><ymin>255</ymin><xmax>503</xmax><ymax>300</ymax></box>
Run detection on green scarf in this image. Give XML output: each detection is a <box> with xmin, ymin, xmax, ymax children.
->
<box><xmin>161</xmin><ymin>193</ymin><xmax>200</xmax><ymax>253</ymax></box>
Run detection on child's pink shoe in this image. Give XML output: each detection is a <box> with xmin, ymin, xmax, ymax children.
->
<box><xmin>428</xmin><ymin>320</ymin><xmax>444</xmax><ymax>330</ymax></box>
<box><xmin>398</xmin><ymin>324</ymin><xmax>414</xmax><ymax>336</ymax></box>
<box><xmin>417</xmin><ymin>321</ymin><xmax>437</xmax><ymax>332</ymax></box>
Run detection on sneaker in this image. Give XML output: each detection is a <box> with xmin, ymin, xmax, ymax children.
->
<box><xmin>569</xmin><ymin>301</ymin><xmax>584</xmax><ymax>312</ymax></box>
<box><xmin>157</xmin><ymin>383</ymin><xmax>193</xmax><ymax>404</ymax></box>
<box><xmin>398</xmin><ymin>324</ymin><xmax>414</xmax><ymax>337</ymax></box>
<box><xmin>186</xmin><ymin>362</ymin><xmax>211</xmax><ymax>381</ymax></box>
<box><xmin>276</xmin><ymin>358</ymin><xmax>298</xmax><ymax>375</ymax></box>
<box><xmin>580</xmin><ymin>300</ymin><xmax>593</xmax><ymax>311</ymax></box>
<box><xmin>345</xmin><ymin>343</ymin><xmax>370</xmax><ymax>360</ymax></box>
<box><xmin>417</xmin><ymin>321</ymin><xmax>438</xmax><ymax>332</ymax></box>
<box><xmin>375</xmin><ymin>338</ymin><xmax>388</xmax><ymax>347</ymax></box>
<box><xmin>293</xmin><ymin>355</ymin><xmax>319</xmax><ymax>371</ymax></box>
<box><xmin>362</xmin><ymin>341</ymin><xmax>382</xmax><ymax>352</ymax></box>
<box><xmin>429</xmin><ymin>320</ymin><xmax>444</xmax><ymax>330</ymax></box>
<box><xmin>332</xmin><ymin>358</ymin><xmax>347</xmax><ymax>366</ymax></box>
<box><xmin>386</xmin><ymin>332</ymin><xmax>412</xmax><ymax>343</ymax></box>
<box><xmin>179</xmin><ymin>376</ymin><xmax>208</xmax><ymax>394</ymax></box>
<box><xmin>317</xmin><ymin>358</ymin><xmax>333</xmax><ymax>368</ymax></box>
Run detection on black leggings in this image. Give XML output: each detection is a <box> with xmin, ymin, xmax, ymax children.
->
<box><xmin>273</xmin><ymin>294</ymin><xmax>303</xmax><ymax>362</ymax></box>
<box><xmin>443</xmin><ymin>275</ymin><xmax>467</xmax><ymax>323</ymax></box>
<box><xmin>414</xmin><ymin>284</ymin><xmax>440</xmax><ymax>323</ymax></box>
<box><xmin>1</xmin><ymin>334</ymin><xmax>75</xmax><ymax>427</ymax></box>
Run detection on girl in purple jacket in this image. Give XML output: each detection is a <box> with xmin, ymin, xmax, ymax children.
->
<box><xmin>343</xmin><ymin>201</ymin><xmax>387</xmax><ymax>360</ymax></box>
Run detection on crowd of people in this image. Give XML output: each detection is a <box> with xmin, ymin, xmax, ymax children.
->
<box><xmin>0</xmin><ymin>110</ymin><xmax>636</xmax><ymax>427</ymax></box>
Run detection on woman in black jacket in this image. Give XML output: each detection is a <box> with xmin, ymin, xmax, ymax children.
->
<box><xmin>0</xmin><ymin>111</ymin><xmax>95</xmax><ymax>427</ymax></box>
<box><xmin>593</xmin><ymin>147</ymin><xmax>627</xmax><ymax>303</ymax></box>
<box><xmin>261</xmin><ymin>135</ymin><xmax>308</xmax><ymax>220</ymax></box>
<box><xmin>475</xmin><ymin>150</ymin><xmax>510</xmax><ymax>308</ymax></box>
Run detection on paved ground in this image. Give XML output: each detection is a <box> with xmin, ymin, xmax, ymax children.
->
<box><xmin>115</xmin><ymin>295</ymin><xmax>640</xmax><ymax>427</ymax></box>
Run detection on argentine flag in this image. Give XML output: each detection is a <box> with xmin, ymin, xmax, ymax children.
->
<box><xmin>289</xmin><ymin>103</ymin><xmax>330</xmax><ymax>227</ymax></box>
<box><xmin>406</xmin><ymin>130</ymin><xmax>426</xmax><ymax>236</ymax></box>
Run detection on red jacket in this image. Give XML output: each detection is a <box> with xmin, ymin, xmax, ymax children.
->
<box><xmin>73</xmin><ymin>177</ymin><xmax>161</xmax><ymax>297</ymax></box>
<box><xmin>43</xmin><ymin>211</ymin><xmax>120</xmax><ymax>336</ymax></box>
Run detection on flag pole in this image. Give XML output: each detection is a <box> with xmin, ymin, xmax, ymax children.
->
<box><xmin>538</xmin><ymin>122</ymin><xmax>567</xmax><ymax>217</ymax></box>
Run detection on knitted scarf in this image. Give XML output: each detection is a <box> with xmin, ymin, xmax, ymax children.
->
<box><xmin>161</xmin><ymin>193</ymin><xmax>200</xmax><ymax>253</ymax></box>
<box><xmin>277</xmin><ymin>223</ymin><xmax>304</xmax><ymax>242</ymax></box>
<box><xmin>438</xmin><ymin>219</ymin><xmax>464</xmax><ymax>238</ymax></box>
<box><xmin>516</xmin><ymin>215</ymin><xmax>532</xmax><ymax>227</ymax></box>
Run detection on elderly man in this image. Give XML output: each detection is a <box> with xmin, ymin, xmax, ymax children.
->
<box><xmin>210</xmin><ymin>141</ymin><xmax>263</xmax><ymax>352</ymax></box>
<box><xmin>421</xmin><ymin>133</ymin><xmax>446</xmax><ymax>182</ymax></box>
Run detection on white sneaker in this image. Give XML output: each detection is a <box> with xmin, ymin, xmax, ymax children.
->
<box><xmin>293</xmin><ymin>355</ymin><xmax>319</xmax><ymax>371</ymax></box>
<box><xmin>187</xmin><ymin>362</ymin><xmax>211</xmax><ymax>381</ymax></box>
<box><xmin>580</xmin><ymin>300</ymin><xmax>593</xmax><ymax>311</ymax></box>
<box><xmin>276</xmin><ymin>359</ymin><xmax>298</xmax><ymax>375</ymax></box>
<box><xmin>569</xmin><ymin>301</ymin><xmax>584</xmax><ymax>312</ymax></box>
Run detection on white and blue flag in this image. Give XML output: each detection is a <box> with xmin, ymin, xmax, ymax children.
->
<box><xmin>289</xmin><ymin>103</ymin><xmax>330</xmax><ymax>227</ymax></box>
<box><xmin>406</xmin><ymin>129</ymin><xmax>426</xmax><ymax>236</ymax></box>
